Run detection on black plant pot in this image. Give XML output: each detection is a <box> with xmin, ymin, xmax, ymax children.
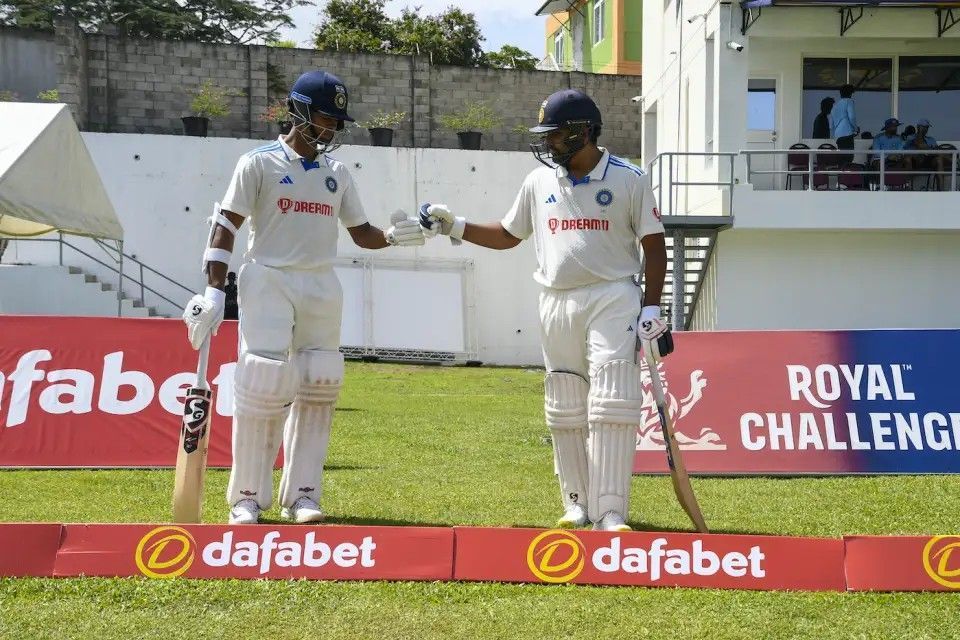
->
<box><xmin>457</xmin><ymin>131</ymin><xmax>482</xmax><ymax>150</ymax></box>
<box><xmin>369</xmin><ymin>127</ymin><xmax>394</xmax><ymax>147</ymax></box>
<box><xmin>181</xmin><ymin>116</ymin><xmax>209</xmax><ymax>137</ymax></box>
<box><xmin>278</xmin><ymin>121</ymin><xmax>293</xmax><ymax>135</ymax></box>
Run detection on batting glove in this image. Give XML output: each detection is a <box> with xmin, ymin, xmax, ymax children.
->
<box><xmin>638</xmin><ymin>305</ymin><xmax>674</xmax><ymax>361</ymax></box>
<box><xmin>418</xmin><ymin>203</ymin><xmax>465</xmax><ymax>243</ymax></box>
<box><xmin>182</xmin><ymin>286</ymin><xmax>225</xmax><ymax>350</ymax></box>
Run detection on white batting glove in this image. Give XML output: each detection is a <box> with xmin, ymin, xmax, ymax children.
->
<box><xmin>182</xmin><ymin>286</ymin><xmax>225</xmax><ymax>350</ymax></box>
<box><xmin>638</xmin><ymin>305</ymin><xmax>674</xmax><ymax>361</ymax></box>
<box><xmin>385</xmin><ymin>210</ymin><xmax>425</xmax><ymax>247</ymax></box>
<box><xmin>638</xmin><ymin>305</ymin><xmax>667</xmax><ymax>341</ymax></box>
<box><xmin>418</xmin><ymin>203</ymin><xmax>465</xmax><ymax>243</ymax></box>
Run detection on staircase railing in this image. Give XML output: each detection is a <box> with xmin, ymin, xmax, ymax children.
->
<box><xmin>10</xmin><ymin>235</ymin><xmax>193</xmax><ymax>317</ymax></box>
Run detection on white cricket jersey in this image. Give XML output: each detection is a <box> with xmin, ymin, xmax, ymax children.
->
<box><xmin>501</xmin><ymin>148</ymin><xmax>665</xmax><ymax>290</ymax></box>
<box><xmin>220</xmin><ymin>136</ymin><xmax>368</xmax><ymax>270</ymax></box>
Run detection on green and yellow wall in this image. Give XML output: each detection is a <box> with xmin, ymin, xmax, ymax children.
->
<box><xmin>544</xmin><ymin>0</ymin><xmax>642</xmax><ymax>76</ymax></box>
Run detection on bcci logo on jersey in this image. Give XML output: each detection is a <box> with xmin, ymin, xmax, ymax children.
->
<box><xmin>277</xmin><ymin>197</ymin><xmax>333</xmax><ymax>217</ymax></box>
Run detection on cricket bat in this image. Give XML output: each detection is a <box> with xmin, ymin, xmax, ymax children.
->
<box><xmin>172</xmin><ymin>336</ymin><xmax>213</xmax><ymax>523</ymax></box>
<box><xmin>641</xmin><ymin>343</ymin><xmax>709</xmax><ymax>533</ymax></box>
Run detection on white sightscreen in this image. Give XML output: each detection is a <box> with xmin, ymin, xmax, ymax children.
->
<box><xmin>336</xmin><ymin>257</ymin><xmax>473</xmax><ymax>359</ymax></box>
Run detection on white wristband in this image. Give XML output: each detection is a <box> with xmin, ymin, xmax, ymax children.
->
<box><xmin>204</xmin><ymin>286</ymin><xmax>226</xmax><ymax>306</ymax></box>
<box><xmin>450</xmin><ymin>216</ymin><xmax>466</xmax><ymax>241</ymax></box>
<box><xmin>203</xmin><ymin>247</ymin><xmax>232</xmax><ymax>265</ymax></box>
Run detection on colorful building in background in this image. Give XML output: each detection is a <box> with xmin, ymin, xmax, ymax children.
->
<box><xmin>536</xmin><ymin>0</ymin><xmax>642</xmax><ymax>75</ymax></box>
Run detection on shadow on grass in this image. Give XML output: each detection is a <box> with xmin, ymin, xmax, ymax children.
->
<box><xmin>257</xmin><ymin>515</ymin><xmax>450</xmax><ymax>528</ymax></box>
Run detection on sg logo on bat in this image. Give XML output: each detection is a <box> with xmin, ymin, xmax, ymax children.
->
<box><xmin>181</xmin><ymin>389</ymin><xmax>212</xmax><ymax>454</ymax></box>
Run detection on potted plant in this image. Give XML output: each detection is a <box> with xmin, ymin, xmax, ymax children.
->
<box><xmin>437</xmin><ymin>101</ymin><xmax>502</xmax><ymax>150</ymax></box>
<box><xmin>36</xmin><ymin>89</ymin><xmax>59</xmax><ymax>102</ymax></box>
<box><xmin>183</xmin><ymin>81</ymin><xmax>233</xmax><ymax>137</ymax></box>
<box><xmin>358</xmin><ymin>110</ymin><xmax>407</xmax><ymax>147</ymax></box>
<box><xmin>259</xmin><ymin>98</ymin><xmax>293</xmax><ymax>135</ymax></box>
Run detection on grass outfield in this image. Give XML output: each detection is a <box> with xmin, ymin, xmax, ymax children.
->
<box><xmin>0</xmin><ymin>362</ymin><xmax>957</xmax><ymax>639</ymax></box>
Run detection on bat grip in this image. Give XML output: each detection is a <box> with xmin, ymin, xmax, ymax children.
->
<box><xmin>195</xmin><ymin>336</ymin><xmax>211</xmax><ymax>390</ymax></box>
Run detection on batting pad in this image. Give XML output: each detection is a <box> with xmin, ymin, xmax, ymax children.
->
<box><xmin>226</xmin><ymin>352</ymin><xmax>299</xmax><ymax>510</ymax></box>
<box><xmin>279</xmin><ymin>350</ymin><xmax>344</xmax><ymax>508</ymax></box>
<box><xmin>545</xmin><ymin>372</ymin><xmax>590</xmax><ymax>509</ymax></box>
<box><xmin>587</xmin><ymin>360</ymin><xmax>643</xmax><ymax>521</ymax></box>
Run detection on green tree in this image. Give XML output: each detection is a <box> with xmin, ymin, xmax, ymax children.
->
<box><xmin>313</xmin><ymin>0</ymin><xmax>393</xmax><ymax>53</ymax></box>
<box><xmin>0</xmin><ymin>0</ymin><xmax>311</xmax><ymax>44</ymax></box>
<box><xmin>484</xmin><ymin>44</ymin><xmax>537</xmax><ymax>71</ymax></box>
<box><xmin>314</xmin><ymin>1</ymin><xmax>485</xmax><ymax>67</ymax></box>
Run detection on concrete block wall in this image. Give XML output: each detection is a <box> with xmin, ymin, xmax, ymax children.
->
<box><xmin>49</xmin><ymin>17</ymin><xmax>642</xmax><ymax>155</ymax></box>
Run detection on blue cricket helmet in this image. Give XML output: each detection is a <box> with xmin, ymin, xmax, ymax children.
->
<box><xmin>289</xmin><ymin>70</ymin><xmax>354</xmax><ymax>123</ymax></box>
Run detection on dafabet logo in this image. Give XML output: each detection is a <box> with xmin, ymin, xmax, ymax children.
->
<box><xmin>922</xmin><ymin>536</ymin><xmax>960</xmax><ymax>589</ymax></box>
<box><xmin>526</xmin><ymin>530</ymin><xmax>585</xmax><ymax>583</ymax></box>
<box><xmin>135</xmin><ymin>526</ymin><xmax>196</xmax><ymax>578</ymax></box>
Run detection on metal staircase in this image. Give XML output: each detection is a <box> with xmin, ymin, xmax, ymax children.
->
<box><xmin>642</xmin><ymin>152</ymin><xmax>737</xmax><ymax>329</ymax></box>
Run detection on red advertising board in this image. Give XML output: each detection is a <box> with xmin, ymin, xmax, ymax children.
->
<box><xmin>453</xmin><ymin>527</ymin><xmax>845</xmax><ymax>591</ymax></box>
<box><xmin>53</xmin><ymin>524</ymin><xmax>454</xmax><ymax>581</ymax></box>
<box><xmin>0</xmin><ymin>523</ymin><xmax>62</xmax><ymax>576</ymax></box>
<box><xmin>844</xmin><ymin>535</ymin><xmax>960</xmax><ymax>591</ymax></box>
<box><xmin>0</xmin><ymin>316</ymin><xmax>239</xmax><ymax>467</ymax></box>
<box><xmin>1</xmin><ymin>317</ymin><xmax>958</xmax><ymax>475</ymax></box>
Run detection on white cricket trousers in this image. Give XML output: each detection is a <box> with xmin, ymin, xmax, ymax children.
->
<box><xmin>538</xmin><ymin>278</ymin><xmax>642</xmax><ymax>378</ymax></box>
<box><xmin>237</xmin><ymin>262</ymin><xmax>342</xmax><ymax>354</ymax></box>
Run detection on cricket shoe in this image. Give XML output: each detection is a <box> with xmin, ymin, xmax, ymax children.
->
<box><xmin>592</xmin><ymin>510</ymin><xmax>632</xmax><ymax>532</ymax></box>
<box><xmin>556</xmin><ymin>503</ymin><xmax>589</xmax><ymax>529</ymax></box>
<box><xmin>281</xmin><ymin>496</ymin><xmax>326</xmax><ymax>523</ymax></box>
<box><xmin>228</xmin><ymin>499</ymin><xmax>261</xmax><ymax>525</ymax></box>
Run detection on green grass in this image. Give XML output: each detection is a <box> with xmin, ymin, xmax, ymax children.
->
<box><xmin>1</xmin><ymin>363</ymin><xmax>958</xmax><ymax>639</ymax></box>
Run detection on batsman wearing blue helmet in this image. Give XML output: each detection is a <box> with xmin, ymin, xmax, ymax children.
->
<box><xmin>419</xmin><ymin>89</ymin><xmax>671</xmax><ymax>531</ymax></box>
<box><xmin>183</xmin><ymin>71</ymin><xmax>425</xmax><ymax>525</ymax></box>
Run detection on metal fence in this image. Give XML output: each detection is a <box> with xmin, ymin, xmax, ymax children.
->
<box><xmin>742</xmin><ymin>148</ymin><xmax>959</xmax><ymax>192</ymax></box>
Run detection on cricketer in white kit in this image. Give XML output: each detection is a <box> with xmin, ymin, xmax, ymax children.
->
<box><xmin>419</xmin><ymin>89</ymin><xmax>672</xmax><ymax>532</ymax></box>
<box><xmin>183</xmin><ymin>70</ymin><xmax>424</xmax><ymax>525</ymax></box>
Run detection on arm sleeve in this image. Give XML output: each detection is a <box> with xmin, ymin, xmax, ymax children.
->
<box><xmin>338</xmin><ymin>169</ymin><xmax>369</xmax><ymax>228</ymax></box>
<box><xmin>631</xmin><ymin>173</ymin><xmax>666</xmax><ymax>239</ymax></box>
<box><xmin>847</xmin><ymin>101</ymin><xmax>857</xmax><ymax>132</ymax></box>
<box><xmin>220</xmin><ymin>154</ymin><xmax>260</xmax><ymax>218</ymax></box>
<box><xmin>500</xmin><ymin>175</ymin><xmax>535</xmax><ymax>240</ymax></box>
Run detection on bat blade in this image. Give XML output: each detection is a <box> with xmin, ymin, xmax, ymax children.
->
<box><xmin>642</xmin><ymin>346</ymin><xmax>709</xmax><ymax>533</ymax></box>
<box><xmin>172</xmin><ymin>386</ymin><xmax>212</xmax><ymax>523</ymax></box>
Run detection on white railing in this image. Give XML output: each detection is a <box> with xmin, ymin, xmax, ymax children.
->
<box><xmin>647</xmin><ymin>152</ymin><xmax>738</xmax><ymax>217</ymax></box>
<box><xmin>742</xmin><ymin>148</ymin><xmax>960</xmax><ymax>192</ymax></box>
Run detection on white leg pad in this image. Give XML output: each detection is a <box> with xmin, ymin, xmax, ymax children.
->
<box><xmin>279</xmin><ymin>350</ymin><xmax>344</xmax><ymax>508</ymax></box>
<box><xmin>226</xmin><ymin>352</ymin><xmax>299</xmax><ymax>509</ymax></box>
<box><xmin>587</xmin><ymin>360</ymin><xmax>643</xmax><ymax>522</ymax></box>
<box><xmin>545</xmin><ymin>372</ymin><xmax>590</xmax><ymax>510</ymax></box>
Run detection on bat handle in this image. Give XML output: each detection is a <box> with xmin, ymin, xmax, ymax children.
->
<box><xmin>195</xmin><ymin>335</ymin><xmax>211</xmax><ymax>390</ymax></box>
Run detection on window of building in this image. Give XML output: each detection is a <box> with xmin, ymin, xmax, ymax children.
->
<box><xmin>850</xmin><ymin>58</ymin><xmax>892</xmax><ymax>137</ymax></box>
<box><xmin>554</xmin><ymin>31</ymin><xmax>564</xmax><ymax>67</ymax></box>
<box><xmin>747</xmin><ymin>79</ymin><xmax>777</xmax><ymax>131</ymax></box>
<box><xmin>802</xmin><ymin>56</ymin><xmax>960</xmax><ymax>140</ymax></box>
<box><xmin>899</xmin><ymin>56</ymin><xmax>960</xmax><ymax>140</ymax></box>
<box><xmin>801</xmin><ymin>57</ymin><xmax>845</xmax><ymax>138</ymax></box>
<box><xmin>593</xmin><ymin>0</ymin><xmax>605</xmax><ymax>46</ymax></box>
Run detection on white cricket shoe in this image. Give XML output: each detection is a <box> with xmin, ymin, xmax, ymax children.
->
<box><xmin>592</xmin><ymin>511</ymin><xmax>632</xmax><ymax>532</ymax></box>
<box><xmin>228</xmin><ymin>499</ymin><xmax>261</xmax><ymax>525</ymax></box>
<box><xmin>557</xmin><ymin>503</ymin><xmax>589</xmax><ymax>529</ymax></box>
<box><xmin>281</xmin><ymin>496</ymin><xmax>325</xmax><ymax>523</ymax></box>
